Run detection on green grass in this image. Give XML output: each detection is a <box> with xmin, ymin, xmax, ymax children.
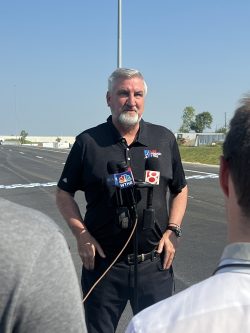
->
<box><xmin>179</xmin><ymin>145</ymin><xmax>222</xmax><ymax>165</ymax></box>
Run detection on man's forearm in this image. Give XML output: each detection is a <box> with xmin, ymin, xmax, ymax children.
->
<box><xmin>56</xmin><ymin>188</ymin><xmax>87</xmax><ymax>238</ymax></box>
<box><xmin>168</xmin><ymin>185</ymin><xmax>188</xmax><ymax>226</ymax></box>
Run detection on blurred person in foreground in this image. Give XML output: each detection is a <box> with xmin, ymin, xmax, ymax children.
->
<box><xmin>0</xmin><ymin>198</ymin><xmax>87</xmax><ymax>333</ymax></box>
<box><xmin>126</xmin><ymin>94</ymin><xmax>250</xmax><ymax>333</ymax></box>
<box><xmin>56</xmin><ymin>68</ymin><xmax>188</xmax><ymax>333</ymax></box>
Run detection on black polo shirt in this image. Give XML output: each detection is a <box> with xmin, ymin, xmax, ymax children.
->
<box><xmin>58</xmin><ymin>116</ymin><xmax>186</xmax><ymax>257</ymax></box>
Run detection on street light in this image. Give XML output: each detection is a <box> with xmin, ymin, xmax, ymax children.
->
<box><xmin>117</xmin><ymin>0</ymin><xmax>122</xmax><ymax>68</ymax></box>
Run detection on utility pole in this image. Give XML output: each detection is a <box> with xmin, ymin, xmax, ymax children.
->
<box><xmin>14</xmin><ymin>84</ymin><xmax>18</xmax><ymax>140</ymax></box>
<box><xmin>117</xmin><ymin>0</ymin><xmax>122</xmax><ymax>68</ymax></box>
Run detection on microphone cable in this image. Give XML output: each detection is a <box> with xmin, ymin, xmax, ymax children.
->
<box><xmin>82</xmin><ymin>216</ymin><xmax>138</xmax><ymax>303</ymax></box>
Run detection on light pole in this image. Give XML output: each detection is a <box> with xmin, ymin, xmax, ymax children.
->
<box><xmin>117</xmin><ymin>0</ymin><xmax>122</xmax><ymax>68</ymax></box>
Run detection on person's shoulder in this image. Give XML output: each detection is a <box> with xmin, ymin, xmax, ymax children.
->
<box><xmin>0</xmin><ymin>198</ymin><xmax>66</xmax><ymax>280</ymax></box>
<box><xmin>0</xmin><ymin>198</ymin><xmax>62</xmax><ymax>242</ymax></box>
<box><xmin>128</xmin><ymin>276</ymin><xmax>215</xmax><ymax>332</ymax></box>
<box><xmin>143</xmin><ymin>120</ymin><xmax>176</xmax><ymax>140</ymax></box>
<box><xmin>134</xmin><ymin>273</ymin><xmax>235</xmax><ymax>324</ymax></box>
<box><xmin>76</xmin><ymin>120</ymin><xmax>109</xmax><ymax>142</ymax></box>
<box><xmin>128</xmin><ymin>272</ymin><xmax>250</xmax><ymax>332</ymax></box>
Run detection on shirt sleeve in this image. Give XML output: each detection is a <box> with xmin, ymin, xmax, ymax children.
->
<box><xmin>125</xmin><ymin>320</ymin><xmax>136</xmax><ymax>333</ymax></box>
<box><xmin>169</xmin><ymin>139</ymin><xmax>187</xmax><ymax>194</ymax></box>
<box><xmin>57</xmin><ymin>139</ymin><xmax>85</xmax><ymax>193</ymax></box>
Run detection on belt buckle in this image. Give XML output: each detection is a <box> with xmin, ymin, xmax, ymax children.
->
<box><xmin>151</xmin><ymin>250</ymin><xmax>158</xmax><ymax>261</ymax></box>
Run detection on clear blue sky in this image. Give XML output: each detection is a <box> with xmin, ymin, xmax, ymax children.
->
<box><xmin>1</xmin><ymin>0</ymin><xmax>249</xmax><ymax>136</ymax></box>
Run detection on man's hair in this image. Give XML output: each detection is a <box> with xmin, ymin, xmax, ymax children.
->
<box><xmin>223</xmin><ymin>94</ymin><xmax>250</xmax><ymax>217</ymax></box>
<box><xmin>108</xmin><ymin>68</ymin><xmax>148</xmax><ymax>95</ymax></box>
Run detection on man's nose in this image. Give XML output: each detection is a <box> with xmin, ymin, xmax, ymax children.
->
<box><xmin>126</xmin><ymin>94</ymin><xmax>136</xmax><ymax>106</ymax></box>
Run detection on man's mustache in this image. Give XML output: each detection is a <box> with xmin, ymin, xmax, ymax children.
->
<box><xmin>122</xmin><ymin>107</ymin><xmax>138</xmax><ymax>112</ymax></box>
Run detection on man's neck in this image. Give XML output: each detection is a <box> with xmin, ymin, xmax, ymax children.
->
<box><xmin>228</xmin><ymin>213</ymin><xmax>250</xmax><ymax>243</ymax></box>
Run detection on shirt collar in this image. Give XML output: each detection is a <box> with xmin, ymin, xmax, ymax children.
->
<box><xmin>106</xmin><ymin>115</ymin><xmax>149</xmax><ymax>147</ymax></box>
<box><xmin>106</xmin><ymin>116</ymin><xmax>123</xmax><ymax>143</ymax></box>
<box><xmin>220</xmin><ymin>243</ymin><xmax>250</xmax><ymax>261</ymax></box>
<box><xmin>136</xmin><ymin>118</ymin><xmax>149</xmax><ymax>146</ymax></box>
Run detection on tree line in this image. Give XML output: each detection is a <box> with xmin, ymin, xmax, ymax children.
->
<box><xmin>178</xmin><ymin>106</ymin><xmax>227</xmax><ymax>133</ymax></box>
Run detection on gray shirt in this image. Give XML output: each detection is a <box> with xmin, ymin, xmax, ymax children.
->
<box><xmin>0</xmin><ymin>198</ymin><xmax>87</xmax><ymax>333</ymax></box>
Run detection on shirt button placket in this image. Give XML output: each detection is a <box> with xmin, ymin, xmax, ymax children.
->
<box><xmin>126</xmin><ymin>147</ymin><xmax>131</xmax><ymax>168</ymax></box>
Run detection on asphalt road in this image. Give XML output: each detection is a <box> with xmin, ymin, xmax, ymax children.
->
<box><xmin>0</xmin><ymin>144</ymin><xmax>227</xmax><ymax>332</ymax></box>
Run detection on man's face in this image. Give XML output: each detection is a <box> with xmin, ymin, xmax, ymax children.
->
<box><xmin>106</xmin><ymin>77</ymin><xmax>145</xmax><ymax>130</ymax></box>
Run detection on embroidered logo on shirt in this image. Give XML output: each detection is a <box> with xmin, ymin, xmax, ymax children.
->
<box><xmin>144</xmin><ymin>149</ymin><xmax>162</xmax><ymax>159</ymax></box>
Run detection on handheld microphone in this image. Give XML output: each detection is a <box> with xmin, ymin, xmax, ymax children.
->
<box><xmin>142</xmin><ymin>158</ymin><xmax>161</xmax><ymax>230</ymax></box>
<box><xmin>107</xmin><ymin>161</ymin><xmax>123</xmax><ymax>207</ymax></box>
<box><xmin>145</xmin><ymin>158</ymin><xmax>160</xmax><ymax>184</ymax></box>
<box><xmin>115</xmin><ymin>162</ymin><xmax>136</xmax><ymax>210</ymax></box>
<box><xmin>144</xmin><ymin>158</ymin><xmax>160</xmax><ymax>208</ymax></box>
<box><xmin>107</xmin><ymin>161</ymin><xmax>137</xmax><ymax>229</ymax></box>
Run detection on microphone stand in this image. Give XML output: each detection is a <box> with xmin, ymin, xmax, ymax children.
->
<box><xmin>131</xmin><ymin>182</ymin><xmax>154</xmax><ymax>314</ymax></box>
<box><xmin>108</xmin><ymin>162</ymin><xmax>154</xmax><ymax>314</ymax></box>
<box><xmin>126</xmin><ymin>196</ymin><xmax>139</xmax><ymax>314</ymax></box>
<box><xmin>132</xmin><ymin>207</ymin><xmax>138</xmax><ymax>314</ymax></box>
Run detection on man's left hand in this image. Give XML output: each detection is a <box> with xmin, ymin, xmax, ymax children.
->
<box><xmin>157</xmin><ymin>230</ymin><xmax>179</xmax><ymax>269</ymax></box>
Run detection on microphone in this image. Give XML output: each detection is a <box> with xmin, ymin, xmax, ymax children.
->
<box><xmin>142</xmin><ymin>158</ymin><xmax>160</xmax><ymax>230</ymax></box>
<box><xmin>145</xmin><ymin>158</ymin><xmax>160</xmax><ymax>184</ymax></box>
<box><xmin>107</xmin><ymin>161</ymin><xmax>137</xmax><ymax>229</ymax></box>
<box><xmin>115</xmin><ymin>162</ymin><xmax>136</xmax><ymax>210</ymax></box>
<box><xmin>107</xmin><ymin>161</ymin><xmax>123</xmax><ymax>207</ymax></box>
<box><xmin>144</xmin><ymin>158</ymin><xmax>160</xmax><ymax>208</ymax></box>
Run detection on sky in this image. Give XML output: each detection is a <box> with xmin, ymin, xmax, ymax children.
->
<box><xmin>1</xmin><ymin>0</ymin><xmax>250</xmax><ymax>137</ymax></box>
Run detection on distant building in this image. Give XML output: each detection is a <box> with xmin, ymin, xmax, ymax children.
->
<box><xmin>0</xmin><ymin>135</ymin><xmax>75</xmax><ymax>148</ymax></box>
<box><xmin>176</xmin><ymin>132</ymin><xmax>225</xmax><ymax>146</ymax></box>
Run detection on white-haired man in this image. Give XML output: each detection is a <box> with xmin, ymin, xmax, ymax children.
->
<box><xmin>56</xmin><ymin>68</ymin><xmax>188</xmax><ymax>333</ymax></box>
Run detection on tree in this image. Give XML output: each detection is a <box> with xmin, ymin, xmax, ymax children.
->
<box><xmin>19</xmin><ymin>130</ymin><xmax>28</xmax><ymax>144</ymax></box>
<box><xmin>178</xmin><ymin>106</ymin><xmax>196</xmax><ymax>133</ymax></box>
<box><xmin>190</xmin><ymin>112</ymin><xmax>213</xmax><ymax>133</ymax></box>
<box><xmin>215</xmin><ymin>126</ymin><xmax>227</xmax><ymax>134</ymax></box>
<box><xmin>56</xmin><ymin>137</ymin><xmax>61</xmax><ymax>143</ymax></box>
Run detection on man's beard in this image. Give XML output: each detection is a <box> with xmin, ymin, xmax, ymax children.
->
<box><xmin>118</xmin><ymin>111</ymin><xmax>141</xmax><ymax>129</ymax></box>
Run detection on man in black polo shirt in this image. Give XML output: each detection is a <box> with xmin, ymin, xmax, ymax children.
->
<box><xmin>56</xmin><ymin>68</ymin><xmax>188</xmax><ymax>333</ymax></box>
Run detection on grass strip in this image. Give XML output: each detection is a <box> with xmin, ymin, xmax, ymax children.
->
<box><xmin>179</xmin><ymin>145</ymin><xmax>222</xmax><ymax>165</ymax></box>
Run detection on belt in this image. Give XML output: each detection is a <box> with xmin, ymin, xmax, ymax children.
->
<box><xmin>126</xmin><ymin>250</ymin><xmax>160</xmax><ymax>265</ymax></box>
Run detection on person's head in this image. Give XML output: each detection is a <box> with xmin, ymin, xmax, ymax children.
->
<box><xmin>106</xmin><ymin>68</ymin><xmax>147</xmax><ymax>131</ymax></box>
<box><xmin>220</xmin><ymin>94</ymin><xmax>250</xmax><ymax>220</ymax></box>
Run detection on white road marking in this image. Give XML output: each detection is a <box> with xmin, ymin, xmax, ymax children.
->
<box><xmin>0</xmin><ymin>170</ymin><xmax>218</xmax><ymax>190</ymax></box>
<box><xmin>185</xmin><ymin>169</ymin><xmax>218</xmax><ymax>175</ymax></box>
<box><xmin>0</xmin><ymin>182</ymin><xmax>57</xmax><ymax>189</ymax></box>
<box><xmin>184</xmin><ymin>169</ymin><xmax>218</xmax><ymax>180</ymax></box>
<box><xmin>36</xmin><ymin>156</ymin><xmax>43</xmax><ymax>159</ymax></box>
<box><xmin>186</xmin><ymin>174</ymin><xmax>218</xmax><ymax>180</ymax></box>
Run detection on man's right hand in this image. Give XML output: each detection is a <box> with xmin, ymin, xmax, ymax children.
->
<box><xmin>76</xmin><ymin>230</ymin><xmax>106</xmax><ymax>270</ymax></box>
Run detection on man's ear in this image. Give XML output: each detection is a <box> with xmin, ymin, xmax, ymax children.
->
<box><xmin>219</xmin><ymin>155</ymin><xmax>229</xmax><ymax>197</ymax></box>
<box><xmin>106</xmin><ymin>92</ymin><xmax>110</xmax><ymax>106</ymax></box>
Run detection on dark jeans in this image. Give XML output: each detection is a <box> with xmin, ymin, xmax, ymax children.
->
<box><xmin>82</xmin><ymin>255</ymin><xmax>174</xmax><ymax>333</ymax></box>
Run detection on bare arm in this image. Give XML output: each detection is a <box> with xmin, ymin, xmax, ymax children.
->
<box><xmin>157</xmin><ymin>185</ymin><xmax>188</xmax><ymax>269</ymax></box>
<box><xmin>56</xmin><ymin>188</ymin><xmax>105</xmax><ymax>270</ymax></box>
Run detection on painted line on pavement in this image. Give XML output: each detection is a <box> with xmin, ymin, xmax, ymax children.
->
<box><xmin>0</xmin><ymin>170</ymin><xmax>218</xmax><ymax>190</ymax></box>
<box><xmin>0</xmin><ymin>182</ymin><xmax>57</xmax><ymax>189</ymax></box>
<box><xmin>186</xmin><ymin>174</ymin><xmax>218</xmax><ymax>180</ymax></box>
